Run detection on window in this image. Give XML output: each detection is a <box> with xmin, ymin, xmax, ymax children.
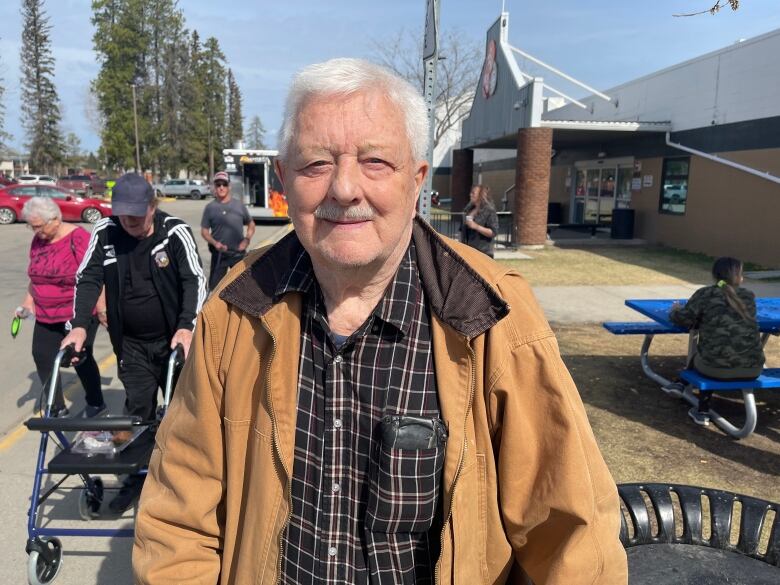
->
<box><xmin>38</xmin><ymin>187</ymin><xmax>67</xmax><ymax>199</ymax></box>
<box><xmin>659</xmin><ymin>157</ymin><xmax>689</xmax><ymax>215</ymax></box>
<box><xmin>10</xmin><ymin>186</ymin><xmax>37</xmax><ymax>197</ymax></box>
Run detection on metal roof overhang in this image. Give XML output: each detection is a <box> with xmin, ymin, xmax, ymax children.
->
<box><xmin>466</xmin><ymin>120</ymin><xmax>672</xmax><ymax>150</ymax></box>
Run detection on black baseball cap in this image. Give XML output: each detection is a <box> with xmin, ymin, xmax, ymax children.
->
<box><xmin>112</xmin><ymin>173</ymin><xmax>154</xmax><ymax>216</ymax></box>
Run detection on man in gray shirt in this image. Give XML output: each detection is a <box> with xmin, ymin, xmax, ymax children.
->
<box><xmin>200</xmin><ymin>171</ymin><xmax>256</xmax><ymax>290</ymax></box>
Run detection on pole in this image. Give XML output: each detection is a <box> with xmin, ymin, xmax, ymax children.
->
<box><xmin>131</xmin><ymin>83</ymin><xmax>142</xmax><ymax>173</ymax></box>
<box><xmin>420</xmin><ymin>0</ymin><xmax>440</xmax><ymax>222</ymax></box>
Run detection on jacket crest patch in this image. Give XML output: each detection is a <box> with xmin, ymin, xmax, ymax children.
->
<box><xmin>154</xmin><ymin>251</ymin><xmax>170</xmax><ymax>268</ymax></box>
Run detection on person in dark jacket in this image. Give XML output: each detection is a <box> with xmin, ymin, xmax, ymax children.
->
<box><xmin>62</xmin><ymin>172</ymin><xmax>206</xmax><ymax>511</ymax></box>
<box><xmin>670</xmin><ymin>256</ymin><xmax>764</xmax><ymax>426</ymax></box>
<box><xmin>461</xmin><ymin>184</ymin><xmax>499</xmax><ymax>258</ymax></box>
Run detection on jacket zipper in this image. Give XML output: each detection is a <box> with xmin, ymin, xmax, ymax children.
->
<box><xmin>259</xmin><ymin>318</ymin><xmax>293</xmax><ymax>585</ymax></box>
<box><xmin>435</xmin><ymin>338</ymin><xmax>477</xmax><ymax>585</ymax></box>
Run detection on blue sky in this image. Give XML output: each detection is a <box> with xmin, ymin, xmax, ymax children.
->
<box><xmin>1</xmin><ymin>0</ymin><xmax>779</xmax><ymax>156</ymax></box>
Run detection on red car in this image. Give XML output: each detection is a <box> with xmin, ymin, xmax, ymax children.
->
<box><xmin>0</xmin><ymin>184</ymin><xmax>112</xmax><ymax>225</ymax></box>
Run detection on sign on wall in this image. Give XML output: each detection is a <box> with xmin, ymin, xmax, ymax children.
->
<box><xmin>481</xmin><ymin>39</ymin><xmax>498</xmax><ymax>99</ymax></box>
<box><xmin>642</xmin><ymin>174</ymin><xmax>654</xmax><ymax>188</ymax></box>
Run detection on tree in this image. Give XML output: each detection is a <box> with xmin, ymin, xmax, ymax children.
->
<box><xmin>20</xmin><ymin>0</ymin><xmax>65</xmax><ymax>173</ymax></box>
<box><xmin>227</xmin><ymin>69</ymin><xmax>243</xmax><ymax>148</ymax></box>
<box><xmin>373</xmin><ymin>29</ymin><xmax>482</xmax><ymax>150</ymax></box>
<box><xmin>0</xmin><ymin>43</ymin><xmax>12</xmax><ymax>155</ymax></box>
<box><xmin>246</xmin><ymin>115</ymin><xmax>266</xmax><ymax>150</ymax></box>
<box><xmin>179</xmin><ymin>30</ymin><xmax>208</xmax><ymax>176</ymax></box>
<box><xmin>64</xmin><ymin>132</ymin><xmax>83</xmax><ymax>170</ymax></box>
<box><xmin>91</xmin><ymin>0</ymin><xmax>149</xmax><ymax>171</ymax></box>
<box><xmin>674</xmin><ymin>1</ymin><xmax>739</xmax><ymax>16</ymax></box>
<box><xmin>201</xmin><ymin>37</ymin><xmax>227</xmax><ymax>178</ymax></box>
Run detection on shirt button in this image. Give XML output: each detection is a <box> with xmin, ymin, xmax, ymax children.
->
<box><xmin>332</xmin><ymin>482</ymin><xmax>340</xmax><ymax>493</ymax></box>
<box><xmin>328</xmin><ymin>546</ymin><xmax>337</xmax><ymax>557</ymax></box>
<box><xmin>333</xmin><ymin>418</ymin><xmax>343</xmax><ymax>429</ymax></box>
<box><xmin>333</xmin><ymin>355</ymin><xmax>343</xmax><ymax>364</ymax></box>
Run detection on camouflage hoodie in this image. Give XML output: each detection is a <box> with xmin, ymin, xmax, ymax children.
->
<box><xmin>670</xmin><ymin>285</ymin><xmax>765</xmax><ymax>370</ymax></box>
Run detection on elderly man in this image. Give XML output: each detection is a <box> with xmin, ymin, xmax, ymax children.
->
<box><xmin>63</xmin><ymin>173</ymin><xmax>206</xmax><ymax>512</ymax></box>
<box><xmin>134</xmin><ymin>59</ymin><xmax>627</xmax><ymax>584</ymax></box>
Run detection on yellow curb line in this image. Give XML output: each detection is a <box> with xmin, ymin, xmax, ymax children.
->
<box><xmin>0</xmin><ymin>353</ymin><xmax>117</xmax><ymax>453</ymax></box>
<box><xmin>252</xmin><ymin>222</ymin><xmax>293</xmax><ymax>249</ymax></box>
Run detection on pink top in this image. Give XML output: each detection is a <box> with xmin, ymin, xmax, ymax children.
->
<box><xmin>28</xmin><ymin>228</ymin><xmax>90</xmax><ymax>324</ymax></box>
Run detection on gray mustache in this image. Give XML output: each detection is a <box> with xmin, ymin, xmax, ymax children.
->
<box><xmin>313</xmin><ymin>204</ymin><xmax>376</xmax><ymax>221</ymax></box>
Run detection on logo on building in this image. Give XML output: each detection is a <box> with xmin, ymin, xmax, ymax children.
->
<box><xmin>481</xmin><ymin>39</ymin><xmax>498</xmax><ymax>99</ymax></box>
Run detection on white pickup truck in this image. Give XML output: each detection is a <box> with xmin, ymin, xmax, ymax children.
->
<box><xmin>153</xmin><ymin>179</ymin><xmax>212</xmax><ymax>200</ymax></box>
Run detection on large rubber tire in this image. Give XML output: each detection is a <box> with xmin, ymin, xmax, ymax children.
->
<box><xmin>27</xmin><ymin>537</ymin><xmax>63</xmax><ymax>585</ymax></box>
<box><xmin>190</xmin><ymin>190</ymin><xmax>202</xmax><ymax>200</ymax></box>
<box><xmin>78</xmin><ymin>477</ymin><xmax>104</xmax><ymax>521</ymax></box>
<box><xmin>81</xmin><ymin>208</ymin><xmax>102</xmax><ymax>224</ymax></box>
<box><xmin>0</xmin><ymin>206</ymin><xmax>17</xmax><ymax>224</ymax></box>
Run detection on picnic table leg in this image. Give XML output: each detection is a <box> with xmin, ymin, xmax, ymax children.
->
<box><xmin>708</xmin><ymin>390</ymin><xmax>758</xmax><ymax>439</ymax></box>
<box><xmin>639</xmin><ymin>334</ymin><xmax>676</xmax><ymax>388</ymax></box>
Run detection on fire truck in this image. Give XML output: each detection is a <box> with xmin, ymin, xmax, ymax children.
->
<box><xmin>222</xmin><ymin>147</ymin><xmax>288</xmax><ymax>221</ymax></box>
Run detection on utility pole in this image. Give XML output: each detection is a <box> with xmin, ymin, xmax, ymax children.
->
<box><xmin>131</xmin><ymin>83</ymin><xmax>142</xmax><ymax>173</ymax></box>
<box><xmin>420</xmin><ymin>0</ymin><xmax>440</xmax><ymax>221</ymax></box>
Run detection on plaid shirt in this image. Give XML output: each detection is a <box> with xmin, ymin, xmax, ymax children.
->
<box><xmin>277</xmin><ymin>241</ymin><xmax>444</xmax><ymax>585</ymax></box>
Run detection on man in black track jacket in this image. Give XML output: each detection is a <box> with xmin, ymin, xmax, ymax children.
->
<box><xmin>62</xmin><ymin>173</ymin><xmax>206</xmax><ymax>512</ymax></box>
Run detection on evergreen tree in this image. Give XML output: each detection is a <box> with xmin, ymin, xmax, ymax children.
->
<box><xmin>20</xmin><ymin>0</ymin><xmax>65</xmax><ymax>173</ymax></box>
<box><xmin>179</xmin><ymin>30</ymin><xmax>208</xmax><ymax>176</ymax></box>
<box><xmin>144</xmin><ymin>0</ymin><xmax>184</xmax><ymax>175</ymax></box>
<box><xmin>91</xmin><ymin>0</ymin><xmax>149</xmax><ymax>171</ymax></box>
<box><xmin>227</xmin><ymin>68</ymin><xmax>243</xmax><ymax>148</ymax></box>
<box><xmin>158</xmin><ymin>20</ymin><xmax>188</xmax><ymax>177</ymax></box>
<box><xmin>246</xmin><ymin>115</ymin><xmax>266</xmax><ymax>150</ymax></box>
<box><xmin>201</xmin><ymin>37</ymin><xmax>227</xmax><ymax>178</ymax></box>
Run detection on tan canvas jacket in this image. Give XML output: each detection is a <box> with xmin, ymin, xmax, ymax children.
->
<box><xmin>133</xmin><ymin>218</ymin><xmax>627</xmax><ymax>585</ymax></box>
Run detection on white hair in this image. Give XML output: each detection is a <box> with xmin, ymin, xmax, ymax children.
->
<box><xmin>22</xmin><ymin>197</ymin><xmax>62</xmax><ymax>222</ymax></box>
<box><xmin>278</xmin><ymin>58</ymin><xmax>430</xmax><ymax>162</ymax></box>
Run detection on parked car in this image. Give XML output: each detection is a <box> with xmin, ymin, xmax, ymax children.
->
<box><xmin>0</xmin><ymin>184</ymin><xmax>112</xmax><ymax>224</ymax></box>
<box><xmin>16</xmin><ymin>174</ymin><xmax>57</xmax><ymax>186</ymax></box>
<box><xmin>0</xmin><ymin>176</ymin><xmax>16</xmax><ymax>187</ymax></box>
<box><xmin>57</xmin><ymin>174</ymin><xmax>107</xmax><ymax>197</ymax></box>
<box><xmin>153</xmin><ymin>179</ymin><xmax>211</xmax><ymax>200</ymax></box>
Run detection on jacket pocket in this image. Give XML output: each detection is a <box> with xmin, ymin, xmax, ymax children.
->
<box><xmin>365</xmin><ymin>441</ymin><xmax>445</xmax><ymax>533</ymax></box>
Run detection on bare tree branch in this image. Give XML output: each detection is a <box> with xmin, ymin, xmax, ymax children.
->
<box><xmin>673</xmin><ymin>0</ymin><xmax>739</xmax><ymax>17</ymax></box>
<box><xmin>372</xmin><ymin>28</ymin><xmax>481</xmax><ymax>150</ymax></box>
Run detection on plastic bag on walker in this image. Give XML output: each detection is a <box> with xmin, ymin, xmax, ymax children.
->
<box><xmin>71</xmin><ymin>427</ymin><xmax>147</xmax><ymax>456</ymax></box>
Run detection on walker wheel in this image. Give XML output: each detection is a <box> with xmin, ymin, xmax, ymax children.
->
<box><xmin>78</xmin><ymin>477</ymin><xmax>104</xmax><ymax>520</ymax></box>
<box><xmin>27</xmin><ymin>537</ymin><xmax>63</xmax><ymax>585</ymax></box>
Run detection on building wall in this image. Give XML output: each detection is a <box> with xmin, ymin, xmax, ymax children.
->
<box><xmin>632</xmin><ymin>148</ymin><xmax>780</xmax><ymax>268</ymax></box>
<box><xmin>544</xmin><ymin>28</ymin><xmax>780</xmax><ymax>133</ymax></box>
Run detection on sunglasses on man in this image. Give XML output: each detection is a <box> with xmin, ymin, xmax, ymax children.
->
<box><xmin>214</xmin><ymin>181</ymin><xmax>229</xmax><ymax>188</ymax></box>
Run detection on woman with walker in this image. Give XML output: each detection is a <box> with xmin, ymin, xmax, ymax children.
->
<box><xmin>15</xmin><ymin>197</ymin><xmax>106</xmax><ymax>418</ymax></box>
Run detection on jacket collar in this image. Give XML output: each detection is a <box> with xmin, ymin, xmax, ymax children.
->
<box><xmin>220</xmin><ymin>216</ymin><xmax>509</xmax><ymax>338</ymax></box>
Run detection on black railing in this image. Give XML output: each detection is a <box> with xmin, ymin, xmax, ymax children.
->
<box><xmin>428</xmin><ymin>210</ymin><xmax>515</xmax><ymax>249</ymax></box>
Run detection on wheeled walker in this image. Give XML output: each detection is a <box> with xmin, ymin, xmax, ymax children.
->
<box><xmin>22</xmin><ymin>343</ymin><xmax>183</xmax><ymax>584</ymax></box>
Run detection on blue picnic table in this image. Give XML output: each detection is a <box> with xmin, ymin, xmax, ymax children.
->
<box><xmin>603</xmin><ymin>298</ymin><xmax>780</xmax><ymax>438</ymax></box>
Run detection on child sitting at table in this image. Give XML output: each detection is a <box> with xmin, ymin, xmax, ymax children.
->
<box><xmin>669</xmin><ymin>256</ymin><xmax>765</xmax><ymax>426</ymax></box>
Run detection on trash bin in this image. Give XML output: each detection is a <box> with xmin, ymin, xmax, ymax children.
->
<box><xmin>547</xmin><ymin>202</ymin><xmax>563</xmax><ymax>224</ymax></box>
<box><xmin>611</xmin><ymin>208</ymin><xmax>635</xmax><ymax>239</ymax></box>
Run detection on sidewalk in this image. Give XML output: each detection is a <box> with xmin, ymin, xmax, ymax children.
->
<box><xmin>533</xmin><ymin>282</ymin><xmax>780</xmax><ymax>324</ymax></box>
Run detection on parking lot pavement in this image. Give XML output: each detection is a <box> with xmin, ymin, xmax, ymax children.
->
<box><xmin>0</xmin><ymin>199</ymin><xmax>290</xmax><ymax>583</ymax></box>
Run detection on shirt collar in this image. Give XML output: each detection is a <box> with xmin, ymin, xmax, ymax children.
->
<box><xmin>274</xmin><ymin>241</ymin><xmax>419</xmax><ymax>338</ymax></box>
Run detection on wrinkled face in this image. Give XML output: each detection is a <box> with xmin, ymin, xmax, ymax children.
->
<box><xmin>27</xmin><ymin>215</ymin><xmax>60</xmax><ymax>242</ymax></box>
<box><xmin>276</xmin><ymin>91</ymin><xmax>427</xmax><ymax>272</ymax></box>
<box><xmin>118</xmin><ymin>205</ymin><xmax>155</xmax><ymax>239</ymax></box>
